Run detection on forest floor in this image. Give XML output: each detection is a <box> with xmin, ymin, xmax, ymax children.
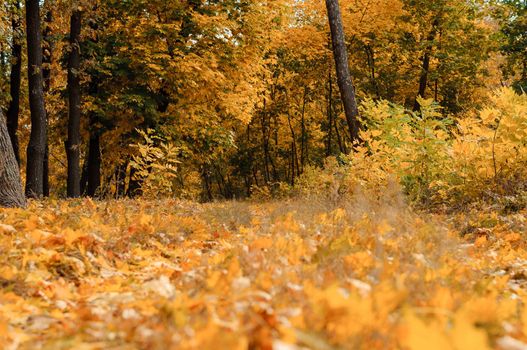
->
<box><xmin>0</xmin><ymin>191</ymin><xmax>526</xmax><ymax>349</ymax></box>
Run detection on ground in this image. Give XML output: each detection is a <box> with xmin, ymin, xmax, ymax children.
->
<box><xmin>0</xmin><ymin>191</ymin><xmax>526</xmax><ymax>349</ymax></box>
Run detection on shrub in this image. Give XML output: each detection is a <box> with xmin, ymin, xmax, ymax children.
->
<box><xmin>129</xmin><ymin>129</ymin><xmax>181</xmax><ymax>198</ymax></box>
<box><xmin>294</xmin><ymin>88</ymin><xmax>527</xmax><ymax>209</ymax></box>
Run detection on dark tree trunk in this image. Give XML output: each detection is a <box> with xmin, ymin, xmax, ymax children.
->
<box><xmin>42</xmin><ymin>5</ymin><xmax>53</xmax><ymax>197</ymax></box>
<box><xmin>334</xmin><ymin>113</ymin><xmax>346</xmax><ymax>154</ymax></box>
<box><xmin>260</xmin><ymin>100</ymin><xmax>270</xmax><ymax>183</ymax></box>
<box><xmin>66</xmin><ymin>9</ymin><xmax>82</xmax><ymax>197</ymax></box>
<box><xmin>42</xmin><ymin>8</ymin><xmax>52</xmax><ymax>93</ymax></box>
<box><xmin>86</xmin><ymin>131</ymin><xmax>101</xmax><ymax>197</ymax></box>
<box><xmin>325</xmin><ymin>0</ymin><xmax>360</xmax><ymax>144</ymax></box>
<box><xmin>286</xmin><ymin>111</ymin><xmax>300</xmax><ymax>182</ymax></box>
<box><xmin>326</xmin><ymin>71</ymin><xmax>334</xmax><ymax>157</ymax></box>
<box><xmin>289</xmin><ymin>143</ymin><xmax>295</xmax><ymax>186</ymax></box>
<box><xmin>413</xmin><ymin>19</ymin><xmax>439</xmax><ymax>111</ymax></box>
<box><xmin>0</xmin><ymin>112</ymin><xmax>26</xmax><ymax>208</ymax></box>
<box><xmin>364</xmin><ymin>44</ymin><xmax>380</xmax><ymax>99</ymax></box>
<box><xmin>328</xmin><ymin>72</ymin><xmax>346</xmax><ymax>154</ymax></box>
<box><xmin>114</xmin><ymin>164</ymin><xmax>127</xmax><ymax>198</ymax></box>
<box><xmin>84</xmin><ymin>7</ymin><xmax>101</xmax><ymax>198</ymax></box>
<box><xmin>127</xmin><ymin>167</ymin><xmax>142</xmax><ymax>197</ymax></box>
<box><xmin>7</xmin><ymin>1</ymin><xmax>22</xmax><ymax>165</ymax></box>
<box><xmin>0</xmin><ymin>45</ymin><xmax>4</xmax><ymax>72</ymax></box>
<box><xmin>300</xmin><ymin>86</ymin><xmax>308</xmax><ymax>172</ymax></box>
<box><xmin>25</xmin><ymin>0</ymin><xmax>48</xmax><ymax>198</ymax></box>
<box><xmin>201</xmin><ymin>167</ymin><xmax>213</xmax><ymax>201</ymax></box>
<box><xmin>80</xmin><ymin>159</ymin><xmax>88</xmax><ymax>195</ymax></box>
<box><xmin>413</xmin><ymin>52</ymin><xmax>432</xmax><ymax>111</ymax></box>
<box><xmin>43</xmin><ymin>146</ymin><xmax>49</xmax><ymax>196</ymax></box>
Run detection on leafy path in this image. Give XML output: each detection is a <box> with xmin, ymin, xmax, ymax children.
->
<box><xmin>0</xmin><ymin>197</ymin><xmax>526</xmax><ymax>349</ymax></box>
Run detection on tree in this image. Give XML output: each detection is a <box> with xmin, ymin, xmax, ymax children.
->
<box><xmin>6</xmin><ymin>0</ymin><xmax>22</xmax><ymax>165</ymax></box>
<box><xmin>0</xmin><ymin>0</ymin><xmax>503</xmax><ymax>200</ymax></box>
<box><xmin>325</xmin><ymin>0</ymin><xmax>360</xmax><ymax>143</ymax></box>
<box><xmin>66</xmin><ymin>7</ymin><xmax>82</xmax><ymax>197</ymax></box>
<box><xmin>0</xmin><ymin>111</ymin><xmax>26</xmax><ymax>208</ymax></box>
<box><xmin>400</xmin><ymin>0</ymin><xmax>491</xmax><ymax>113</ymax></box>
<box><xmin>499</xmin><ymin>0</ymin><xmax>526</xmax><ymax>92</ymax></box>
<box><xmin>85</xmin><ymin>123</ymin><xmax>101</xmax><ymax>197</ymax></box>
<box><xmin>25</xmin><ymin>0</ymin><xmax>48</xmax><ymax>198</ymax></box>
<box><xmin>413</xmin><ymin>18</ymin><xmax>439</xmax><ymax>111</ymax></box>
<box><xmin>42</xmin><ymin>0</ymin><xmax>53</xmax><ymax>197</ymax></box>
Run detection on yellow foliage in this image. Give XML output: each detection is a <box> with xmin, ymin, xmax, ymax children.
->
<box><xmin>294</xmin><ymin>88</ymin><xmax>527</xmax><ymax>208</ymax></box>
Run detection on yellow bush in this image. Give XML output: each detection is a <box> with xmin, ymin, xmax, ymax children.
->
<box><xmin>451</xmin><ymin>88</ymin><xmax>527</xmax><ymax>201</ymax></box>
<box><xmin>129</xmin><ymin>129</ymin><xmax>181</xmax><ymax>198</ymax></box>
<box><xmin>295</xmin><ymin>88</ymin><xmax>527</xmax><ymax>208</ymax></box>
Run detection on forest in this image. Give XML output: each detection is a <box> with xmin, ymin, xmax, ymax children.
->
<box><xmin>0</xmin><ymin>0</ymin><xmax>526</xmax><ymax>348</ymax></box>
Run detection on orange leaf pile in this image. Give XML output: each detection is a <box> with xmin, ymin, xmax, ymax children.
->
<box><xmin>0</xmin><ymin>197</ymin><xmax>525</xmax><ymax>349</ymax></box>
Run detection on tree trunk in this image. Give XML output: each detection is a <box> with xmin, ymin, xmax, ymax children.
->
<box><xmin>84</xmin><ymin>8</ymin><xmax>101</xmax><ymax>198</ymax></box>
<box><xmin>300</xmin><ymin>86</ymin><xmax>308</xmax><ymax>171</ymax></box>
<box><xmin>0</xmin><ymin>45</ymin><xmax>4</xmax><ymax>73</ymax></box>
<box><xmin>66</xmin><ymin>9</ymin><xmax>82</xmax><ymax>197</ymax></box>
<box><xmin>42</xmin><ymin>4</ymin><xmax>53</xmax><ymax>197</ymax></box>
<box><xmin>7</xmin><ymin>0</ymin><xmax>22</xmax><ymax>165</ymax></box>
<box><xmin>43</xmin><ymin>146</ymin><xmax>50</xmax><ymax>197</ymax></box>
<box><xmin>364</xmin><ymin>44</ymin><xmax>380</xmax><ymax>99</ymax></box>
<box><xmin>114</xmin><ymin>164</ymin><xmax>127</xmax><ymax>198</ymax></box>
<box><xmin>260</xmin><ymin>100</ymin><xmax>270</xmax><ymax>183</ymax></box>
<box><xmin>86</xmin><ymin>130</ymin><xmax>101</xmax><ymax>197</ymax></box>
<box><xmin>413</xmin><ymin>19</ymin><xmax>439</xmax><ymax>111</ymax></box>
<box><xmin>42</xmin><ymin>8</ymin><xmax>52</xmax><ymax>93</ymax></box>
<box><xmin>25</xmin><ymin>0</ymin><xmax>48</xmax><ymax>198</ymax></box>
<box><xmin>286</xmin><ymin>111</ymin><xmax>300</xmax><ymax>182</ymax></box>
<box><xmin>201</xmin><ymin>166</ymin><xmax>213</xmax><ymax>201</ymax></box>
<box><xmin>334</xmin><ymin>113</ymin><xmax>346</xmax><ymax>154</ymax></box>
<box><xmin>325</xmin><ymin>0</ymin><xmax>360</xmax><ymax>144</ymax></box>
<box><xmin>326</xmin><ymin>71</ymin><xmax>334</xmax><ymax>156</ymax></box>
<box><xmin>0</xmin><ymin>112</ymin><xmax>26</xmax><ymax>208</ymax></box>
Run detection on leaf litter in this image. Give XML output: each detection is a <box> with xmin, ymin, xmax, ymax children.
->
<box><xmin>0</xmin><ymin>194</ymin><xmax>525</xmax><ymax>349</ymax></box>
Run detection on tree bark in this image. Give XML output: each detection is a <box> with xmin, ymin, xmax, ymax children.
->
<box><xmin>325</xmin><ymin>0</ymin><xmax>360</xmax><ymax>144</ymax></box>
<box><xmin>286</xmin><ymin>109</ymin><xmax>300</xmax><ymax>181</ymax></box>
<box><xmin>0</xmin><ymin>111</ymin><xmax>26</xmax><ymax>208</ymax></box>
<box><xmin>334</xmin><ymin>113</ymin><xmax>346</xmax><ymax>154</ymax></box>
<box><xmin>42</xmin><ymin>4</ymin><xmax>53</xmax><ymax>197</ymax></box>
<box><xmin>0</xmin><ymin>45</ymin><xmax>4</xmax><ymax>73</ymax></box>
<box><xmin>66</xmin><ymin>9</ymin><xmax>82</xmax><ymax>197</ymax></box>
<box><xmin>25</xmin><ymin>0</ymin><xmax>48</xmax><ymax>198</ymax></box>
<box><xmin>86</xmin><ymin>130</ymin><xmax>101</xmax><ymax>197</ymax></box>
<box><xmin>364</xmin><ymin>44</ymin><xmax>380</xmax><ymax>99</ymax></box>
<box><xmin>413</xmin><ymin>19</ymin><xmax>439</xmax><ymax>111</ymax></box>
<box><xmin>300</xmin><ymin>86</ymin><xmax>308</xmax><ymax>171</ymax></box>
<box><xmin>326</xmin><ymin>71</ymin><xmax>334</xmax><ymax>157</ymax></box>
<box><xmin>7</xmin><ymin>1</ymin><xmax>22</xmax><ymax>165</ymax></box>
<box><xmin>84</xmin><ymin>7</ymin><xmax>101</xmax><ymax>198</ymax></box>
<box><xmin>260</xmin><ymin>99</ymin><xmax>271</xmax><ymax>183</ymax></box>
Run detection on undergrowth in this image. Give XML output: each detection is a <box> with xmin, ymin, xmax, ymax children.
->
<box><xmin>251</xmin><ymin>88</ymin><xmax>527</xmax><ymax>212</ymax></box>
